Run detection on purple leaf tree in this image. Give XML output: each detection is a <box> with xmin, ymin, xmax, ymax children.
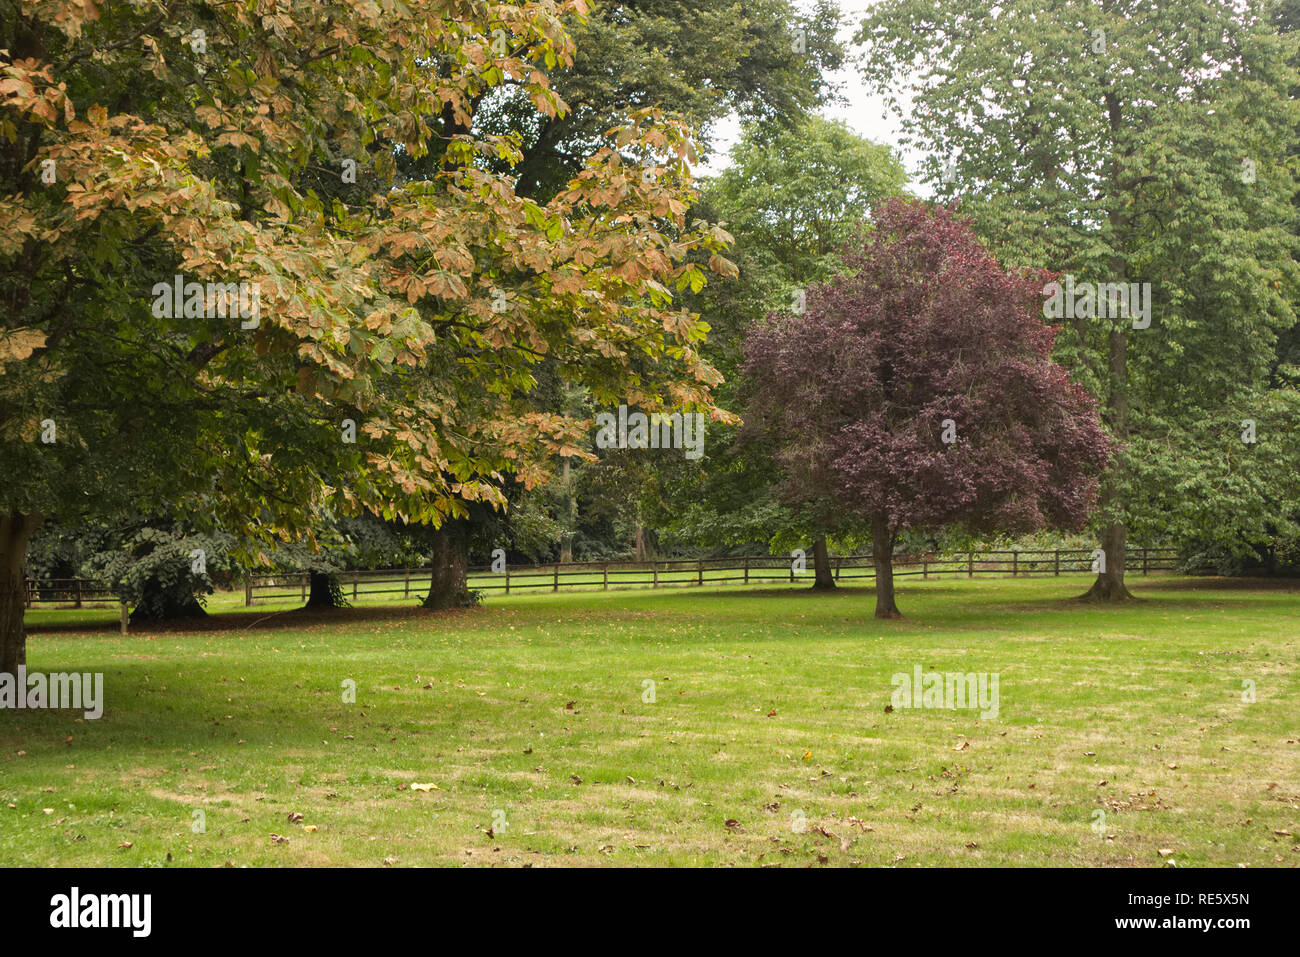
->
<box><xmin>744</xmin><ymin>198</ymin><xmax>1112</xmax><ymax>618</ymax></box>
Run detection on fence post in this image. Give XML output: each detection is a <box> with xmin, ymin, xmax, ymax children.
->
<box><xmin>1143</xmin><ymin>548</ymin><xmax>1150</xmax><ymax>576</ymax></box>
<box><xmin>1012</xmin><ymin>552</ymin><xmax>1018</xmax><ymax>577</ymax></box>
<box><xmin>968</xmin><ymin>552</ymin><xmax>974</xmax><ymax>578</ymax></box>
<box><xmin>245</xmin><ymin>576</ymin><xmax>253</xmax><ymax>606</ymax></box>
<box><xmin>119</xmin><ymin>600</ymin><xmax>128</xmax><ymax>636</ymax></box>
<box><xmin>743</xmin><ymin>557</ymin><xmax>749</xmax><ymax>585</ymax></box>
<box><xmin>1054</xmin><ymin>550</ymin><xmax>1060</xmax><ymax>576</ymax></box>
<box><xmin>75</xmin><ymin>578</ymin><xmax>83</xmax><ymax>609</ymax></box>
<box><xmin>603</xmin><ymin>564</ymin><xmax>608</xmax><ymax>590</ymax></box>
<box><xmin>505</xmin><ymin>566</ymin><xmax>511</xmax><ymax>595</ymax></box>
<box><xmin>404</xmin><ymin>568</ymin><xmax>410</xmax><ymax>599</ymax></box>
<box><xmin>653</xmin><ymin>562</ymin><xmax>658</xmax><ymax>588</ymax></box>
<box><xmin>301</xmin><ymin>571</ymin><xmax>307</xmax><ymax>603</ymax></box>
<box><xmin>698</xmin><ymin>559</ymin><xmax>704</xmax><ymax>587</ymax></box>
<box><xmin>553</xmin><ymin>564</ymin><xmax>559</xmax><ymax>593</ymax></box>
<box><xmin>834</xmin><ymin>557</ymin><xmax>841</xmax><ymax>581</ymax></box>
<box><xmin>352</xmin><ymin>572</ymin><xmax>358</xmax><ymax>602</ymax></box>
<box><xmin>923</xmin><ymin>560</ymin><xmax>928</xmax><ymax>580</ymax></box>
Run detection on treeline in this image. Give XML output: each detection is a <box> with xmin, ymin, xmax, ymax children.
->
<box><xmin>4</xmin><ymin>2</ymin><xmax>1300</xmax><ymax>650</ymax></box>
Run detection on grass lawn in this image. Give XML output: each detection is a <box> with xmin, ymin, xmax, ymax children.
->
<box><xmin>2</xmin><ymin>575</ymin><xmax>1298</xmax><ymax>867</ymax></box>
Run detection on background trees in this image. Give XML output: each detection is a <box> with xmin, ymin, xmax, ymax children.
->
<box><xmin>489</xmin><ymin>0</ymin><xmax>846</xmax><ymax>198</ymax></box>
<box><xmin>5</xmin><ymin>0</ymin><xmax>1299</xmax><ymax>642</ymax></box>
<box><xmin>745</xmin><ymin>199</ymin><xmax>1112</xmax><ymax>617</ymax></box>
<box><xmin>859</xmin><ymin>0</ymin><xmax>1300</xmax><ymax>599</ymax></box>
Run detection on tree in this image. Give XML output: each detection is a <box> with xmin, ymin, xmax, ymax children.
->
<box><xmin>0</xmin><ymin>0</ymin><xmax>735</xmax><ymax>672</ymax></box>
<box><xmin>486</xmin><ymin>0</ymin><xmax>847</xmax><ymax>198</ymax></box>
<box><xmin>744</xmin><ymin>198</ymin><xmax>1112</xmax><ymax>617</ymax></box>
<box><xmin>82</xmin><ymin>525</ymin><xmax>234</xmax><ymax>622</ymax></box>
<box><xmin>858</xmin><ymin>0</ymin><xmax>1300</xmax><ymax>599</ymax></box>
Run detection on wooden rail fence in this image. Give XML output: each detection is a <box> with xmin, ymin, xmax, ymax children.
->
<box><xmin>235</xmin><ymin>547</ymin><xmax>1179</xmax><ymax>606</ymax></box>
<box><xmin>21</xmin><ymin>548</ymin><xmax>1180</xmax><ymax>610</ymax></box>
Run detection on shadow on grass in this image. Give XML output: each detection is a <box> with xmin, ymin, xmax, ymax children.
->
<box><xmin>1134</xmin><ymin>575</ymin><xmax>1300</xmax><ymax>592</ymax></box>
<box><xmin>26</xmin><ymin>602</ymin><xmax>471</xmax><ymax>636</ymax></box>
<box><xmin>26</xmin><ymin>575</ymin><xmax>1293</xmax><ymax>638</ymax></box>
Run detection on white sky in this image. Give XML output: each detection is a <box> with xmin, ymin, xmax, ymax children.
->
<box><xmin>697</xmin><ymin>0</ymin><xmax>932</xmax><ymax>197</ymax></box>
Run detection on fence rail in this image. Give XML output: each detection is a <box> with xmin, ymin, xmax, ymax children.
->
<box><xmin>22</xmin><ymin>577</ymin><xmax>119</xmax><ymax>608</ymax></box>
<box><xmin>238</xmin><ymin>547</ymin><xmax>1180</xmax><ymax>605</ymax></box>
<box><xmin>22</xmin><ymin>548</ymin><xmax>1181</xmax><ymax>609</ymax></box>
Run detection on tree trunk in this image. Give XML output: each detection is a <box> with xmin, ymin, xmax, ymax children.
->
<box><xmin>1082</xmin><ymin>327</ymin><xmax>1134</xmax><ymax>602</ymax></box>
<box><xmin>812</xmin><ymin>535</ymin><xmax>836</xmax><ymax>590</ymax></box>
<box><xmin>634</xmin><ymin>524</ymin><xmax>657</xmax><ymax>563</ymax></box>
<box><xmin>130</xmin><ymin>574</ymin><xmax>208</xmax><ymax>622</ymax></box>
<box><xmin>1</xmin><ymin>514</ymin><xmax>43</xmax><ymax>675</ymax></box>
<box><xmin>558</xmin><ymin>457</ymin><xmax>575</xmax><ymax>564</ymax></box>
<box><xmin>422</xmin><ymin>520</ymin><xmax>474</xmax><ymax>609</ymax></box>
<box><xmin>871</xmin><ymin>514</ymin><xmax>901</xmax><ymax>619</ymax></box>
<box><xmin>1081</xmin><ymin>519</ymin><xmax>1133</xmax><ymax>601</ymax></box>
<box><xmin>305</xmin><ymin>571</ymin><xmax>346</xmax><ymax>608</ymax></box>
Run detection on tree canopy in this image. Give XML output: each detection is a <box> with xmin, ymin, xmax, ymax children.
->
<box><xmin>0</xmin><ymin>0</ymin><xmax>736</xmax><ymax>670</ymax></box>
<box><xmin>745</xmin><ymin>199</ymin><xmax>1112</xmax><ymax>616</ymax></box>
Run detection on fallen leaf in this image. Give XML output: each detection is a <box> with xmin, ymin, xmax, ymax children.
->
<box><xmin>410</xmin><ymin>782</ymin><xmax>440</xmax><ymax>792</ymax></box>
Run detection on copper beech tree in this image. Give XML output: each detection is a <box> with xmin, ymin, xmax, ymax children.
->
<box><xmin>743</xmin><ymin>199</ymin><xmax>1111</xmax><ymax>618</ymax></box>
<box><xmin>0</xmin><ymin>0</ymin><xmax>736</xmax><ymax>671</ymax></box>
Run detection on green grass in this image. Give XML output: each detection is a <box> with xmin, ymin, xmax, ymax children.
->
<box><xmin>3</xmin><ymin>575</ymin><xmax>1298</xmax><ymax>867</ymax></box>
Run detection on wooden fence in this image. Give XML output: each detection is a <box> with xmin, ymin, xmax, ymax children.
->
<box><xmin>22</xmin><ymin>577</ymin><xmax>119</xmax><ymax>608</ymax></box>
<box><xmin>239</xmin><ymin>546</ymin><xmax>1180</xmax><ymax>606</ymax></box>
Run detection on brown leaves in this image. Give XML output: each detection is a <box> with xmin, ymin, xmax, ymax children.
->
<box><xmin>0</xmin><ymin>329</ymin><xmax>46</xmax><ymax>364</ymax></box>
<box><xmin>4</xmin><ymin>0</ymin><xmax>734</xmax><ymax>556</ymax></box>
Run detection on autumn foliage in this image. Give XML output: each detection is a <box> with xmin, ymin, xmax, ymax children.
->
<box><xmin>0</xmin><ymin>0</ymin><xmax>735</xmax><ymax>670</ymax></box>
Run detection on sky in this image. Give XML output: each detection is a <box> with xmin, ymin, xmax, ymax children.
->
<box><xmin>696</xmin><ymin>0</ymin><xmax>932</xmax><ymax>196</ymax></box>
